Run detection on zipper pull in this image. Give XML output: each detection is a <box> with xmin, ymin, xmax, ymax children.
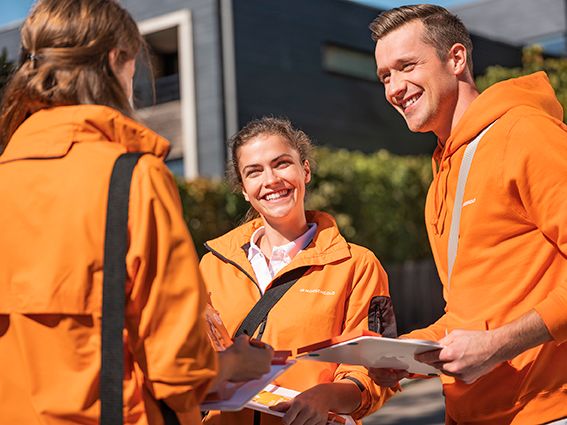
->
<box><xmin>257</xmin><ymin>319</ymin><xmax>267</xmax><ymax>340</ymax></box>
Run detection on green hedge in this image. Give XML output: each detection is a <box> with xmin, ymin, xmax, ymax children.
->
<box><xmin>177</xmin><ymin>147</ymin><xmax>432</xmax><ymax>263</ymax></box>
<box><xmin>476</xmin><ymin>45</ymin><xmax>567</xmax><ymax>121</ymax></box>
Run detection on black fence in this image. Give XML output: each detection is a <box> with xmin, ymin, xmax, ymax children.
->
<box><xmin>385</xmin><ymin>259</ymin><xmax>445</xmax><ymax>336</ymax></box>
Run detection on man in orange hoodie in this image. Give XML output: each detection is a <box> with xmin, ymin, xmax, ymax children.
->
<box><xmin>369</xmin><ymin>4</ymin><xmax>567</xmax><ymax>424</ymax></box>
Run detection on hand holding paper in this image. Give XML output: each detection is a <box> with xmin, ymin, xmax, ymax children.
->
<box><xmin>269</xmin><ymin>381</ymin><xmax>360</xmax><ymax>425</ymax></box>
<box><xmin>200</xmin><ymin>361</ymin><xmax>296</xmax><ymax>411</ymax></box>
<box><xmin>367</xmin><ymin>367</ymin><xmax>410</xmax><ymax>388</ymax></box>
<box><xmin>247</xmin><ymin>385</ymin><xmax>355</xmax><ymax>425</ymax></box>
<box><xmin>221</xmin><ymin>335</ymin><xmax>273</xmax><ymax>382</ymax></box>
<box><xmin>202</xmin><ymin>302</ymin><xmax>296</xmax><ymax>410</ymax></box>
<box><xmin>204</xmin><ymin>302</ymin><xmax>275</xmax><ymax>396</ymax></box>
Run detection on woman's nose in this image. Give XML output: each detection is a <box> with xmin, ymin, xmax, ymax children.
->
<box><xmin>264</xmin><ymin>168</ymin><xmax>281</xmax><ymax>185</ymax></box>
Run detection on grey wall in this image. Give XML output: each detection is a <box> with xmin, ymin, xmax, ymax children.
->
<box><xmin>233</xmin><ymin>0</ymin><xmax>436</xmax><ymax>155</ymax></box>
<box><xmin>471</xmin><ymin>35</ymin><xmax>524</xmax><ymax>73</ymax></box>
<box><xmin>232</xmin><ymin>0</ymin><xmax>523</xmax><ymax>155</ymax></box>
<box><xmin>123</xmin><ymin>0</ymin><xmax>226</xmax><ymax>177</ymax></box>
<box><xmin>0</xmin><ymin>24</ymin><xmax>23</xmax><ymax>61</ymax></box>
<box><xmin>0</xmin><ymin>0</ymin><xmax>227</xmax><ymax>177</ymax></box>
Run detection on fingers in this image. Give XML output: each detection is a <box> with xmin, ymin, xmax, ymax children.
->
<box><xmin>255</xmin><ymin>346</ymin><xmax>274</xmax><ymax>375</ymax></box>
<box><xmin>231</xmin><ymin>334</ymin><xmax>253</xmax><ymax>348</ymax></box>
<box><xmin>414</xmin><ymin>348</ymin><xmax>442</xmax><ymax>364</ymax></box>
<box><xmin>281</xmin><ymin>400</ymin><xmax>302</xmax><ymax>425</ymax></box>
<box><xmin>368</xmin><ymin>368</ymin><xmax>409</xmax><ymax>388</ymax></box>
<box><xmin>281</xmin><ymin>400</ymin><xmax>326</xmax><ymax>425</ymax></box>
<box><xmin>233</xmin><ymin>335</ymin><xmax>274</xmax><ymax>350</ymax></box>
<box><xmin>224</xmin><ymin>336</ymin><xmax>273</xmax><ymax>381</ymax></box>
<box><xmin>270</xmin><ymin>400</ymin><xmax>292</xmax><ymax>412</ymax></box>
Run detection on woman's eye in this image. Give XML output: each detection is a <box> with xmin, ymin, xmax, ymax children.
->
<box><xmin>403</xmin><ymin>63</ymin><xmax>415</xmax><ymax>72</ymax></box>
<box><xmin>276</xmin><ymin>161</ymin><xmax>290</xmax><ymax>169</ymax></box>
<box><xmin>246</xmin><ymin>170</ymin><xmax>261</xmax><ymax>178</ymax></box>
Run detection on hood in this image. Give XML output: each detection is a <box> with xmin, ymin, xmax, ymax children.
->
<box><xmin>0</xmin><ymin>105</ymin><xmax>170</xmax><ymax>164</ymax></box>
<box><xmin>204</xmin><ymin>210</ymin><xmax>352</xmax><ymax>282</ymax></box>
<box><xmin>429</xmin><ymin>72</ymin><xmax>562</xmax><ymax>235</ymax></box>
<box><xmin>443</xmin><ymin>71</ymin><xmax>562</xmax><ymax>159</ymax></box>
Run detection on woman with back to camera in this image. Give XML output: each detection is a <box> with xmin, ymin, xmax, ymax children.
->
<box><xmin>200</xmin><ymin>117</ymin><xmax>398</xmax><ymax>425</ymax></box>
<box><xmin>0</xmin><ymin>1</ymin><xmax>271</xmax><ymax>424</ymax></box>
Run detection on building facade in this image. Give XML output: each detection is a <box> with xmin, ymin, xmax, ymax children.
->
<box><xmin>0</xmin><ymin>0</ymin><xmax>523</xmax><ymax>178</ymax></box>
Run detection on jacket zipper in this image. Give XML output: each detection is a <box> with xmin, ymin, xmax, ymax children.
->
<box><xmin>204</xmin><ymin>242</ymin><xmax>263</xmax><ymax>296</ymax></box>
<box><xmin>204</xmin><ymin>243</ymin><xmax>310</xmax><ymax>341</ymax></box>
<box><xmin>257</xmin><ymin>319</ymin><xmax>267</xmax><ymax>341</ymax></box>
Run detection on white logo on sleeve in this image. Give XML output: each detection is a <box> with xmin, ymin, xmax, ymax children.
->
<box><xmin>462</xmin><ymin>198</ymin><xmax>476</xmax><ymax>207</ymax></box>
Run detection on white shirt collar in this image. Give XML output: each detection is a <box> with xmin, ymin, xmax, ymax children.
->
<box><xmin>247</xmin><ymin>223</ymin><xmax>317</xmax><ymax>293</ymax></box>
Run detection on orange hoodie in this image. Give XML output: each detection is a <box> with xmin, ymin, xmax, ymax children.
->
<box><xmin>200</xmin><ymin>211</ymin><xmax>396</xmax><ymax>424</ymax></box>
<box><xmin>406</xmin><ymin>72</ymin><xmax>567</xmax><ymax>423</ymax></box>
<box><xmin>0</xmin><ymin>105</ymin><xmax>217</xmax><ymax>424</ymax></box>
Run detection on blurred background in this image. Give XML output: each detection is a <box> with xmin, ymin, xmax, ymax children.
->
<box><xmin>1</xmin><ymin>1</ymin><xmax>566</xmax><ymax>423</ymax></box>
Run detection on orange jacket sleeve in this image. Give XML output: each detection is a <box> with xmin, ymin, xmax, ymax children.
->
<box><xmin>502</xmin><ymin>113</ymin><xmax>567</xmax><ymax>343</ymax></box>
<box><xmin>124</xmin><ymin>155</ymin><xmax>217</xmax><ymax>412</ymax></box>
<box><xmin>333</xmin><ymin>249</ymin><xmax>396</xmax><ymax>418</ymax></box>
<box><xmin>402</xmin><ymin>314</ymin><xmax>449</xmax><ymax>342</ymax></box>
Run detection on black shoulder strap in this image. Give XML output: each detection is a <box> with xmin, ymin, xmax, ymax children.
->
<box><xmin>101</xmin><ymin>152</ymin><xmax>145</xmax><ymax>425</ymax></box>
<box><xmin>235</xmin><ymin>266</ymin><xmax>310</xmax><ymax>338</ymax></box>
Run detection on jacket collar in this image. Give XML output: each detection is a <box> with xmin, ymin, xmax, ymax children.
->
<box><xmin>0</xmin><ymin>105</ymin><xmax>170</xmax><ymax>164</ymax></box>
<box><xmin>439</xmin><ymin>72</ymin><xmax>562</xmax><ymax>161</ymax></box>
<box><xmin>428</xmin><ymin>72</ymin><xmax>562</xmax><ymax>235</ymax></box>
<box><xmin>205</xmin><ymin>210</ymin><xmax>352</xmax><ymax>279</ymax></box>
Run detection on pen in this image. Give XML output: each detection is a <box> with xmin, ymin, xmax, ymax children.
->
<box><xmin>248</xmin><ymin>338</ymin><xmax>268</xmax><ymax>349</ymax></box>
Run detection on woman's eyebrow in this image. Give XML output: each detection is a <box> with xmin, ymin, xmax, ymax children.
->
<box><xmin>270</xmin><ymin>153</ymin><xmax>293</xmax><ymax>163</ymax></box>
<box><xmin>241</xmin><ymin>153</ymin><xmax>294</xmax><ymax>172</ymax></box>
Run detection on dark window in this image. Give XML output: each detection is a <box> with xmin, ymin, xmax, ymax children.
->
<box><xmin>134</xmin><ymin>26</ymin><xmax>180</xmax><ymax>108</ymax></box>
<box><xmin>322</xmin><ymin>43</ymin><xmax>377</xmax><ymax>82</ymax></box>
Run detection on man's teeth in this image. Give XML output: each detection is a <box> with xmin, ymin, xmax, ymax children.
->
<box><xmin>403</xmin><ymin>95</ymin><xmax>419</xmax><ymax>109</ymax></box>
<box><xmin>265</xmin><ymin>190</ymin><xmax>288</xmax><ymax>201</ymax></box>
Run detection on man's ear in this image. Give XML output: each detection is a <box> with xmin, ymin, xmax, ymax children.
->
<box><xmin>304</xmin><ymin>160</ymin><xmax>311</xmax><ymax>184</ymax></box>
<box><xmin>448</xmin><ymin>43</ymin><xmax>468</xmax><ymax>76</ymax></box>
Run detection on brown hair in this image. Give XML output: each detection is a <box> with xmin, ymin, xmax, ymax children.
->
<box><xmin>369</xmin><ymin>4</ymin><xmax>473</xmax><ymax>75</ymax></box>
<box><xmin>0</xmin><ymin>0</ymin><xmax>144</xmax><ymax>148</ymax></box>
<box><xmin>227</xmin><ymin>117</ymin><xmax>315</xmax><ymax>222</ymax></box>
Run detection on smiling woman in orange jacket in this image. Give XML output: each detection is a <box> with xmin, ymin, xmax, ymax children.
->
<box><xmin>0</xmin><ymin>1</ymin><xmax>272</xmax><ymax>424</ymax></box>
<box><xmin>200</xmin><ymin>117</ymin><xmax>397</xmax><ymax>425</ymax></box>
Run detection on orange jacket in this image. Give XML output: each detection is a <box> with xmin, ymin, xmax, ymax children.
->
<box><xmin>200</xmin><ymin>211</ymin><xmax>395</xmax><ymax>424</ymax></box>
<box><xmin>0</xmin><ymin>105</ymin><xmax>217</xmax><ymax>424</ymax></box>
<box><xmin>406</xmin><ymin>72</ymin><xmax>567</xmax><ymax>423</ymax></box>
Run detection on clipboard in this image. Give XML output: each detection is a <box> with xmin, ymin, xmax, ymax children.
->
<box><xmin>296</xmin><ymin>330</ymin><xmax>442</xmax><ymax>375</ymax></box>
<box><xmin>200</xmin><ymin>360</ymin><xmax>296</xmax><ymax>411</ymax></box>
<box><xmin>246</xmin><ymin>384</ymin><xmax>356</xmax><ymax>425</ymax></box>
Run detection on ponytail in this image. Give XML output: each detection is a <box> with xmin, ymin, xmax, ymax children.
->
<box><xmin>0</xmin><ymin>0</ymin><xmax>144</xmax><ymax>148</ymax></box>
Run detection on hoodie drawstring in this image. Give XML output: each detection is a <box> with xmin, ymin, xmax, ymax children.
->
<box><xmin>431</xmin><ymin>141</ymin><xmax>450</xmax><ymax>235</ymax></box>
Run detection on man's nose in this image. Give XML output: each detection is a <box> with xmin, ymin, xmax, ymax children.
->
<box><xmin>387</xmin><ymin>72</ymin><xmax>406</xmax><ymax>101</ymax></box>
